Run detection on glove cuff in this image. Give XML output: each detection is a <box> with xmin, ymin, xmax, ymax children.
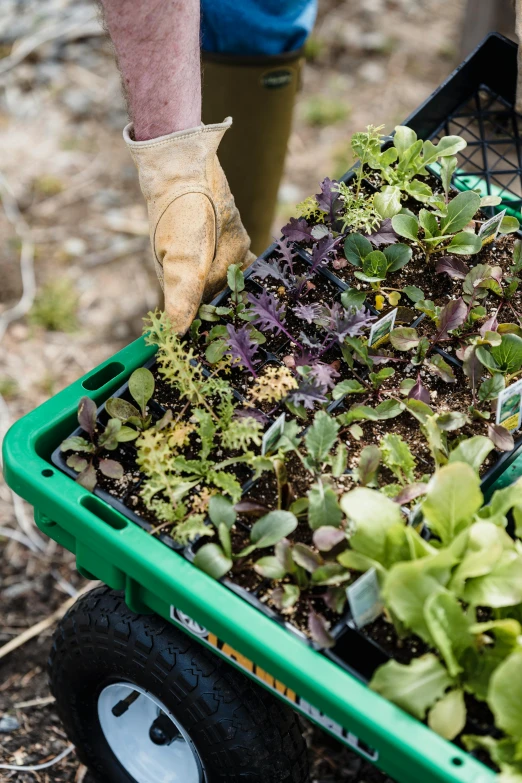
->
<box><xmin>123</xmin><ymin>116</ymin><xmax>232</xmax><ymax>149</ymax></box>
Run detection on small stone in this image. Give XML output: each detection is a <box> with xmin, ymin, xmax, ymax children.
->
<box><xmin>359</xmin><ymin>31</ymin><xmax>388</xmax><ymax>52</ymax></box>
<box><xmin>60</xmin><ymin>88</ymin><xmax>93</xmax><ymax>117</ymax></box>
<box><xmin>0</xmin><ymin>715</ymin><xmax>20</xmax><ymax>733</ymax></box>
<box><xmin>278</xmin><ymin>183</ymin><xmax>301</xmax><ymax>204</ymax></box>
<box><xmin>358</xmin><ymin>61</ymin><xmax>385</xmax><ymax>84</ymax></box>
<box><xmin>63</xmin><ymin>237</ymin><xmax>86</xmax><ymax>257</ymax></box>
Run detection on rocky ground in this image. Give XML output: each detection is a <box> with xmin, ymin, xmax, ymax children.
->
<box><xmin>0</xmin><ymin>0</ymin><xmax>475</xmax><ymax>780</ymax></box>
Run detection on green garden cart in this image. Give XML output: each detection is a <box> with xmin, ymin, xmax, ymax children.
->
<box><xmin>3</xmin><ymin>32</ymin><xmax>522</xmax><ymax>783</ymax></box>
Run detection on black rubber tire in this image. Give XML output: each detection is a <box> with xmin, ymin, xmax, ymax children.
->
<box><xmin>48</xmin><ymin>586</ymin><xmax>309</xmax><ymax>783</ymax></box>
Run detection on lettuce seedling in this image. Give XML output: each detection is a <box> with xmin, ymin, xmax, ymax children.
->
<box><xmin>362</xmin><ymin>125</ymin><xmax>467</xmax><ymax>212</ymax></box>
<box><xmin>476</xmin><ymin>332</ymin><xmax>522</xmax><ymax>380</ymax></box>
<box><xmin>359</xmin><ymin>464</ymin><xmax>522</xmax><ymax>756</ymax></box>
<box><xmin>340</xmin><ymin>232</ymin><xmax>412</xmax><ymax>304</ymax></box>
<box><xmin>60</xmin><ymin>396</ymin><xmax>137</xmax><ymax>491</ymax></box>
<box><xmin>105</xmin><ymin>367</ymin><xmax>155</xmax><ymax>431</ymax></box>
<box><xmin>391</xmin><ymin>190</ymin><xmax>483</xmax><ymax>262</ymax></box>
<box><xmin>193</xmin><ymin>494</ymin><xmax>298</xmax><ymax>579</ymax></box>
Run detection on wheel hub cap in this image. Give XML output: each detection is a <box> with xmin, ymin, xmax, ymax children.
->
<box><xmin>98</xmin><ymin>683</ymin><xmax>203</xmax><ymax>783</ymax></box>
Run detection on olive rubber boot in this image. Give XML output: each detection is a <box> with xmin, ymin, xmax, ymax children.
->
<box><xmin>202</xmin><ymin>50</ymin><xmax>304</xmax><ymax>256</ymax></box>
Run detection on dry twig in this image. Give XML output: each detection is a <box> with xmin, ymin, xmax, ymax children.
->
<box><xmin>0</xmin><ymin>581</ymin><xmax>96</xmax><ymax>661</ymax></box>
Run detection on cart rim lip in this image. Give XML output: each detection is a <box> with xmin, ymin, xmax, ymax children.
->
<box><xmin>97</xmin><ymin>682</ymin><xmax>205</xmax><ymax>783</ymax></box>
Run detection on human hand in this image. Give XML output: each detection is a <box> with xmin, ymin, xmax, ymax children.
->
<box><xmin>125</xmin><ymin>117</ymin><xmax>255</xmax><ymax>333</ymax></box>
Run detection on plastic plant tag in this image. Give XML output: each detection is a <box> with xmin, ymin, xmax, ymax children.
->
<box><xmin>368</xmin><ymin>308</ymin><xmax>397</xmax><ymax>348</ymax></box>
<box><xmin>346</xmin><ymin>568</ymin><xmax>383</xmax><ymax>628</ymax></box>
<box><xmin>262</xmin><ymin>412</ymin><xmax>286</xmax><ymax>456</ymax></box>
<box><xmin>478</xmin><ymin>208</ymin><xmax>506</xmax><ymax>244</ymax></box>
<box><xmin>496</xmin><ymin>379</ymin><xmax>522</xmax><ymax>432</ymax></box>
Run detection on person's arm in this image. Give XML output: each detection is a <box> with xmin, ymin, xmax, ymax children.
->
<box><xmin>100</xmin><ymin>0</ymin><xmax>201</xmax><ymax>138</ymax></box>
<box><xmin>100</xmin><ymin>0</ymin><xmax>254</xmax><ymax>332</ymax></box>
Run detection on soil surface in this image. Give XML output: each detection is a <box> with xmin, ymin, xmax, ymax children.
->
<box><xmin>1</xmin><ymin>0</ymin><xmax>479</xmax><ymax>779</ymax></box>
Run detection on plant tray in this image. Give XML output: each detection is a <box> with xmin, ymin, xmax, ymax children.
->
<box><xmin>403</xmin><ymin>32</ymin><xmax>522</xmax><ymax>223</ymax></box>
<box><xmin>5</xmin><ymin>32</ymin><xmax>522</xmax><ymax>783</ymax></box>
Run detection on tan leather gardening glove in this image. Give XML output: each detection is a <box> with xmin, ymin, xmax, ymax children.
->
<box><xmin>124</xmin><ymin>117</ymin><xmax>255</xmax><ymax>333</ymax></box>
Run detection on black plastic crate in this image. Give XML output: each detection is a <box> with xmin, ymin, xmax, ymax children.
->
<box><xmin>403</xmin><ymin>33</ymin><xmax>522</xmax><ymax>222</ymax></box>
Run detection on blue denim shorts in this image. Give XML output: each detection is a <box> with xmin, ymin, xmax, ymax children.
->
<box><xmin>201</xmin><ymin>0</ymin><xmax>317</xmax><ymax>55</ymax></box>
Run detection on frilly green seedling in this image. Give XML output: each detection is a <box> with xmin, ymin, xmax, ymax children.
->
<box><xmin>136</xmin><ymin>405</ymin><xmax>268</xmax><ymax>541</ymax></box>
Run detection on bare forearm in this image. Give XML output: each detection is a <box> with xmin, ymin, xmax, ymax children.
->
<box><xmin>100</xmin><ymin>0</ymin><xmax>201</xmax><ymax>139</ymax></box>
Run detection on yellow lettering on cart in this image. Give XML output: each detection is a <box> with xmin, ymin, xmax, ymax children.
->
<box><xmin>221</xmin><ymin>643</ymin><xmax>255</xmax><ymax>673</ymax></box>
<box><xmin>255</xmin><ymin>667</ymin><xmax>275</xmax><ymax>687</ymax></box>
<box><xmin>216</xmin><ymin>639</ymin><xmax>296</xmax><ymax>702</ymax></box>
<box><xmin>274</xmin><ymin>679</ymin><xmax>296</xmax><ymax>702</ymax></box>
<box><xmin>255</xmin><ymin>666</ymin><xmax>296</xmax><ymax>702</ymax></box>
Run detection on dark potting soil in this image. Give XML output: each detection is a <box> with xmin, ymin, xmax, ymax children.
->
<box><xmin>337</xmin><ymin>359</ymin><xmax>496</xmax><ymax>481</ymax></box>
<box><xmin>360</xmin><ymin>614</ymin><xmax>427</xmax><ymax>665</ymax></box>
<box><xmin>329</xmin><ymin>244</ymin><xmax>455</xmax><ymax>311</ymax></box>
<box><xmin>95</xmin><ymin>445</ymin><xmax>142</xmax><ymax>501</ymax></box>
<box><xmin>260</xmin><ymin>580</ymin><xmax>342</xmax><ymax>637</ymax></box>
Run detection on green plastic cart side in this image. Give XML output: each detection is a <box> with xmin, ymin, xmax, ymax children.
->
<box><xmin>2</xmin><ymin>337</ymin><xmax>498</xmax><ymax>783</ymax></box>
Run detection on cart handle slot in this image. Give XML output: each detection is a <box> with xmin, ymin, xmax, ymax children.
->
<box><xmin>82</xmin><ymin>362</ymin><xmax>126</xmax><ymax>391</ymax></box>
<box><xmin>80</xmin><ymin>495</ymin><xmax>128</xmax><ymax>531</ymax></box>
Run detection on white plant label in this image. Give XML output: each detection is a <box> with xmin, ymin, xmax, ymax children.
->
<box><xmin>496</xmin><ymin>379</ymin><xmax>522</xmax><ymax>432</ymax></box>
<box><xmin>368</xmin><ymin>308</ymin><xmax>397</xmax><ymax>348</ymax></box>
<box><xmin>478</xmin><ymin>208</ymin><xmax>506</xmax><ymax>243</ymax></box>
<box><xmin>262</xmin><ymin>412</ymin><xmax>286</xmax><ymax>455</ymax></box>
<box><xmin>346</xmin><ymin>568</ymin><xmax>383</xmax><ymax>628</ymax></box>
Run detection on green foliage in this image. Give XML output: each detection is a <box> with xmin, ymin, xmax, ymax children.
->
<box><xmin>392</xmin><ymin>191</ymin><xmax>482</xmax><ymax>260</ymax></box>
<box><xmin>29</xmin><ymin>278</ymin><xmax>78</xmax><ymax>332</ymax></box>
<box><xmin>194</xmin><ymin>497</ymin><xmax>299</xmax><ymax>578</ymax></box>
<box><xmin>370</xmin><ymin>654</ymin><xmax>452</xmax><ymax>720</ymax></box>
<box><xmin>357</xmin><ymin>125</ymin><xmax>467</xmax><ymax>215</ymax></box>
<box><xmin>0</xmin><ymin>375</ymin><xmax>18</xmax><ymax>399</ymax></box>
<box><xmin>136</xmin><ymin>404</ymin><xmax>267</xmax><ymax>540</ymax></box>
<box><xmin>478</xmin><ymin>333</ymin><xmax>522</xmax><ymax>377</ymax></box>
<box><xmin>343</xmin><ymin>457</ymin><xmax>522</xmax><ymax>771</ymax></box>
<box><xmin>343</xmin><ymin>232</ymin><xmax>412</xmax><ymax>285</ymax></box>
<box><xmin>380</xmin><ymin>433</ymin><xmax>416</xmax><ymax>485</ymax></box>
<box><xmin>106</xmin><ymin>368</ymin><xmax>155</xmax><ymax>431</ymax></box>
<box><xmin>337</xmin><ymin>400</ymin><xmax>404</xmax><ymax>427</ymax></box>
<box><xmin>296</xmin><ymin>194</ymin><xmax>327</xmax><ymax>224</ymax></box>
<box><xmin>304</xmin><ymin>411</ymin><xmax>339</xmax><ymax>470</ymax></box>
<box><xmin>303</xmin><ymin>96</ymin><xmax>350</xmax><ymax>127</ymax></box>
<box><xmin>144</xmin><ymin>310</ymin><xmax>234</xmax><ymax>410</ymax></box>
<box><xmin>307</xmin><ymin>481</ymin><xmax>343</xmax><ymax>530</ymax></box>
<box><xmin>334</xmin><ymin>181</ymin><xmax>382</xmax><ymax>234</ymax></box>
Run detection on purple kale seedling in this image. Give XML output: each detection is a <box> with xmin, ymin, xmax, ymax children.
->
<box><xmin>247</xmin><ymin>290</ymin><xmax>303</xmax><ymax>348</ymax></box>
<box><xmin>225</xmin><ymin>324</ymin><xmax>260</xmax><ymax>376</ymax></box>
<box><xmin>315</xmin><ymin>178</ymin><xmax>342</xmax><ymax>226</ymax></box>
<box><xmin>281</xmin><ymin>217</ymin><xmax>314</xmax><ymax>244</ymax></box>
